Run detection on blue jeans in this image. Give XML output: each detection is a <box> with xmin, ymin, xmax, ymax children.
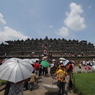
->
<box><xmin>57</xmin><ymin>80</ymin><xmax>66</xmax><ymax>95</ymax></box>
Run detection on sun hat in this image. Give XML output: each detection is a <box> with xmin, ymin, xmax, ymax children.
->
<box><xmin>60</xmin><ymin>61</ymin><xmax>63</xmax><ymax>63</ymax></box>
<box><xmin>52</xmin><ymin>59</ymin><xmax>56</xmax><ymax>62</ymax></box>
<box><xmin>59</xmin><ymin>58</ymin><xmax>66</xmax><ymax>61</ymax></box>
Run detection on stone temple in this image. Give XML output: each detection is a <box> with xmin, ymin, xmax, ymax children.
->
<box><xmin>0</xmin><ymin>36</ymin><xmax>95</xmax><ymax>58</ymax></box>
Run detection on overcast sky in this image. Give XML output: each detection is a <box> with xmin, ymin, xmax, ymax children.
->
<box><xmin>0</xmin><ymin>0</ymin><xmax>95</xmax><ymax>45</ymax></box>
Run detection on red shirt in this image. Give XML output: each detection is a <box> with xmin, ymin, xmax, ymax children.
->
<box><xmin>34</xmin><ymin>63</ymin><xmax>40</xmax><ymax>70</ymax></box>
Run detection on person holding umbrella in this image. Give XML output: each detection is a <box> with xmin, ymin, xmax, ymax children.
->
<box><xmin>0</xmin><ymin>80</ymin><xmax>27</xmax><ymax>95</ymax></box>
<box><xmin>41</xmin><ymin>59</ymin><xmax>49</xmax><ymax>76</ymax></box>
<box><xmin>8</xmin><ymin>80</ymin><xmax>24</xmax><ymax>95</ymax></box>
<box><xmin>56</xmin><ymin>61</ymin><xmax>63</xmax><ymax>71</ymax></box>
<box><xmin>50</xmin><ymin>59</ymin><xmax>58</xmax><ymax>76</ymax></box>
<box><xmin>0</xmin><ymin>58</ymin><xmax>34</xmax><ymax>95</ymax></box>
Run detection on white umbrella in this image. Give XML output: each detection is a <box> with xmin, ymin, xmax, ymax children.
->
<box><xmin>31</xmin><ymin>58</ymin><xmax>39</xmax><ymax>64</ymax></box>
<box><xmin>59</xmin><ymin>57</ymin><xmax>66</xmax><ymax>61</ymax></box>
<box><xmin>22</xmin><ymin>59</ymin><xmax>34</xmax><ymax>64</ymax></box>
<box><xmin>0</xmin><ymin>58</ymin><xmax>34</xmax><ymax>83</ymax></box>
<box><xmin>3</xmin><ymin>58</ymin><xmax>21</xmax><ymax>63</ymax></box>
<box><xmin>63</xmin><ymin>60</ymin><xmax>69</xmax><ymax>66</ymax></box>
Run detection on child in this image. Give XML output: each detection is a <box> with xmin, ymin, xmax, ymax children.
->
<box><xmin>29</xmin><ymin>71</ymin><xmax>37</xmax><ymax>91</ymax></box>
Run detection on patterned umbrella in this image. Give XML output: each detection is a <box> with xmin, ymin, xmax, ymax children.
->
<box><xmin>84</xmin><ymin>65</ymin><xmax>92</xmax><ymax>70</ymax></box>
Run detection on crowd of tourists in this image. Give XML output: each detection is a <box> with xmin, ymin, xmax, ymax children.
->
<box><xmin>77</xmin><ymin>59</ymin><xmax>95</xmax><ymax>69</ymax></box>
<box><xmin>26</xmin><ymin>56</ymin><xmax>74</xmax><ymax>95</ymax></box>
<box><xmin>0</xmin><ymin>50</ymin><xmax>75</xmax><ymax>95</ymax></box>
<box><xmin>28</xmin><ymin>57</ymin><xmax>74</xmax><ymax>95</ymax></box>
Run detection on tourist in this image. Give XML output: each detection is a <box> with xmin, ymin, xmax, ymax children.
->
<box><xmin>39</xmin><ymin>64</ymin><xmax>43</xmax><ymax>76</ymax></box>
<box><xmin>8</xmin><ymin>81</ymin><xmax>24</xmax><ymax>95</ymax></box>
<box><xmin>34</xmin><ymin>60</ymin><xmax>40</xmax><ymax>83</ymax></box>
<box><xmin>56</xmin><ymin>61</ymin><xmax>63</xmax><ymax>71</ymax></box>
<box><xmin>0</xmin><ymin>81</ymin><xmax>11</xmax><ymax>95</ymax></box>
<box><xmin>52</xmin><ymin>64</ymin><xmax>68</xmax><ymax>95</ymax></box>
<box><xmin>29</xmin><ymin>71</ymin><xmax>37</xmax><ymax>90</ymax></box>
<box><xmin>43</xmin><ymin>50</ymin><xmax>48</xmax><ymax>56</ymax></box>
<box><xmin>82</xmin><ymin>60</ymin><xmax>86</xmax><ymax>66</ymax></box>
<box><xmin>92</xmin><ymin>59</ymin><xmax>95</xmax><ymax>65</ymax></box>
<box><xmin>50</xmin><ymin>59</ymin><xmax>58</xmax><ymax>76</ymax></box>
<box><xmin>41</xmin><ymin>58</ymin><xmax>49</xmax><ymax>76</ymax></box>
<box><xmin>42</xmin><ymin>66</ymin><xmax>48</xmax><ymax>76</ymax></box>
<box><xmin>66</xmin><ymin>62</ymin><xmax>73</xmax><ymax>79</ymax></box>
<box><xmin>86</xmin><ymin>60</ymin><xmax>90</xmax><ymax>66</ymax></box>
<box><xmin>78</xmin><ymin>61</ymin><xmax>82</xmax><ymax>69</ymax></box>
<box><xmin>23</xmin><ymin>79</ymin><xmax>29</xmax><ymax>90</ymax></box>
<box><xmin>66</xmin><ymin>62</ymin><xmax>73</xmax><ymax>89</ymax></box>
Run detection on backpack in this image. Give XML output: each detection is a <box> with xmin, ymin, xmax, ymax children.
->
<box><xmin>67</xmin><ymin>64</ymin><xmax>73</xmax><ymax>72</ymax></box>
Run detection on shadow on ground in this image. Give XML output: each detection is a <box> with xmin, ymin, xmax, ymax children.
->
<box><xmin>32</xmin><ymin>84</ymin><xmax>40</xmax><ymax>90</ymax></box>
<box><xmin>45</xmin><ymin>91</ymin><xmax>58</xmax><ymax>95</ymax></box>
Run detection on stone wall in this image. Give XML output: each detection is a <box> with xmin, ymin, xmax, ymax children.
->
<box><xmin>0</xmin><ymin>36</ymin><xmax>95</xmax><ymax>57</ymax></box>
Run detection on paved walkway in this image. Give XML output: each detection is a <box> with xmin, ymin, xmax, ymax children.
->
<box><xmin>23</xmin><ymin>74</ymin><xmax>77</xmax><ymax>95</ymax></box>
<box><xmin>0</xmin><ymin>75</ymin><xmax>76</xmax><ymax>95</ymax></box>
<box><xmin>24</xmin><ymin>66</ymin><xmax>91</xmax><ymax>95</ymax></box>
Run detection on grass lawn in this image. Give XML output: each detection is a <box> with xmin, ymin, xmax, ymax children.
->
<box><xmin>73</xmin><ymin>72</ymin><xmax>95</xmax><ymax>95</ymax></box>
<box><xmin>0</xmin><ymin>80</ymin><xmax>6</xmax><ymax>85</ymax></box>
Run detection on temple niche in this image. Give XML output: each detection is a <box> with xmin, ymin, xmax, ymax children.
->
<box><xmin>0</xmin><ymin>36</ymin><xmax>95</xmax><ymax>57</ymax></box>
